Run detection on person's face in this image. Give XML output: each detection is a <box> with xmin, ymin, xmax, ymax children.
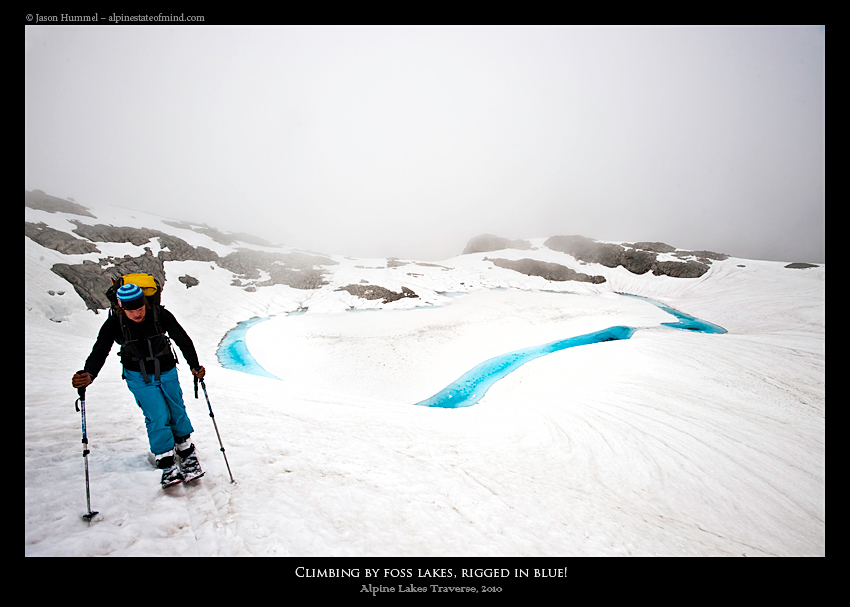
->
<box><xmin>123</xmin><ymin>304</ymin><xmax>146</xmax><ymax>323</ymax></box>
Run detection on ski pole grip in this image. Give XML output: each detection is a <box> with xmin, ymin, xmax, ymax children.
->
<box><xmin>75</xmin><ymin>369</ymin><xmax>87</xmax><ymax>400</ymax></box>
<box><xmin>194</xmin><ymin>375</ymin><xmax>198</xmax><ymax>399</ymax></box>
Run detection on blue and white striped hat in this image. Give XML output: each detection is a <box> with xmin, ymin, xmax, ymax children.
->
<box><xmin>116</xmin><ymin>283</ymin><xmax>146</xmax><ymax>309</ymax></box>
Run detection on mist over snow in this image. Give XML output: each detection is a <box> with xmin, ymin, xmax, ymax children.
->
<box><xmin>24</xmin><ymin>191</ymin><xmax>824</xmax><ymax>557</ymax></box>
<box><xmin>25</xmin><ymin>26</ymin><xmax>824</xmax><ymax>263</ymax></box>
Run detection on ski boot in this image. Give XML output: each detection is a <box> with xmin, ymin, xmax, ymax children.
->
<box><xmin>156</xmin><ymin>450</ymin><xmax>184</xmax><ymax>487</ymax></box>
<box><xmin>175</xmin><ymin>437</ymin><xmax>204</xmax><ymax>482</ymax></box>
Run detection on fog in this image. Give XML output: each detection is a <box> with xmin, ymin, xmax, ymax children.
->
<box><xmin>25</xmin><ymin>26</ymin><xmax>825</xmax><ymax>263</ymax></box>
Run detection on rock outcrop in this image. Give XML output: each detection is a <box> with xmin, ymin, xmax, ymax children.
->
<box><xmin>785</xmin><ymin>262</ymin><xmax>820</xmax><ymax>269</ymax></box>
<box><xmin>25</xmin><ymin>222</ymin><xmax>101</xmax><ymax>255</ymax></box>
<box><xmin>544</xmin><ymin>235</ymin><xmax>725</xmax><ymax>278</ymax></box>
<box><xmin>70</xmin><ymin>221</ymin><xmax>165</xmax><ymax>246</ymax></box>
<box><xmin>336</xmin><ymin>284</ymin><xmax>419</xmax><ymax>304</ymax></box>
<box><xmin>486</xmin><ymin>258</ymin><xmax>606</xmax><ymax>284</ymax></box>
<box><xmin>259</xmin><ymin>266</ymin><xmax>329</xmax><ymax>290</ymax></box>
<box><xmin>651</xmin><ymin>260</ymin><xmax>711</xmax><ymax>278</ymax></box>
<box><xmin>156</xmin><ymin>234</ymin><xmax>219</xmax><ymax>263</ymax></box>
<box><xmin>27</xmin><ymin>200</ymin><xmax>339</xmax><ymax>306</ymax></box>
<box><xmin>544</xmin><ymin>235</ymin><xmax>627</xmax><ymax>268</ymax></box>
<box><xmin>626</xmin><ymin>241</ymin><xmax>677</xmax><ymax>253</ymax></box>
<box><xmin>25</xmin><ymin>189</ymin><xmax>96</xmax><ymax>217</ymax></box>
<box><xmin>179</xmin><ymin>275</ymin><xmax>200</xmax><ymax>288</ymax></box>
<box><xmin>162</xmin><ymin>220</ymin><xmax>276</xmax><ymax>247</ymax></box>
<box><xmin>463</xmin><ymin>234</ymin><xmax>533</xmax><ymax>255</ymax></box>
<box><xmin>217</xmin><ymin>250</ymin><xmax>337</xmax><ymax>289</ymax></box>
<box><xmin>51</xmin><ymin>248</ymin><xmax>165</xmax><ymax>312</ymax></box>
<box><xmin>30</xmin><ymin>221</ymin><xmax>218</xmax><ymax>309</ymax></box>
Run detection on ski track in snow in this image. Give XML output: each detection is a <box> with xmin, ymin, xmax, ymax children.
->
<box><xmin>24</xmin><ymin>203</ymin><xmax>825</xmax><ymax>556</ymax></box>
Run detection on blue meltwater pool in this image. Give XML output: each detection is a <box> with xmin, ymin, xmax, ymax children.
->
<box><xmin>216</xmin><ymin>316</ymin><xmax>281</xmax><ymax>380</ymax></box>
<box><xmin>414</xmin><ymin>294</ymin><xmax>725</xmax><ymax>408</ymax></box>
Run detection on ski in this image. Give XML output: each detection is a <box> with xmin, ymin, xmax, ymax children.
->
<box><xmin>178</xmin><ymin>450</ymin><xmax>205</xmax><ymax>483</ymax></box>
<box><xmin>161</xmin><ymin>475</ymin><xmax>184</xmax><ymax>488</ymax></box>
<box><xmin>183</xmin><ymin>470</ymin><xmax>205</xmax><ymax>483</ymax></box>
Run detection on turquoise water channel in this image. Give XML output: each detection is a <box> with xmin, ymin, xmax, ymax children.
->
<box><xmin>216</xmin><ymin>294</ymin><xmax>726</xmax><ymax>405</ymax></box>
<box><xmin>414</xmin><ymin>294</ymin><xmax>726</xmax><ymax>408</ymax></box>
<box><xmin>619</xmin><ymin>293</ymin><xmax>727</xmax><ymax>334</ymax></box>
<box><xmin>414</xmin><ymin>325</ymin><xmax>637</xmax><ymax>408</ymax></box>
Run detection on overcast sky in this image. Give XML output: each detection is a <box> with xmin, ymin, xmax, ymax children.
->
<box><xmin>25</xmin><ymin>25</ymin><xmax>825</xmax><ymax>262</ymax></box>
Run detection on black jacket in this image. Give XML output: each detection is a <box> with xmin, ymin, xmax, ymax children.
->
<box><xmin>83</xmin><ymin>306</ymin><xmax>200</xmax><ymax>380</ymax></box>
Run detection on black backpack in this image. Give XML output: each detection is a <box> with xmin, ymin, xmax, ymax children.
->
<box><xmin>104</xmin><ymin>273</ymin><xmax>173</xmax><ymax>383</ymax></box>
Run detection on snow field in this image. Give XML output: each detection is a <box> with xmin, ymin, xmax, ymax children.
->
<box><xmin>25</xmin><ymin>204</ymin><xmax>824</xmax><ymax>556</ymax></box>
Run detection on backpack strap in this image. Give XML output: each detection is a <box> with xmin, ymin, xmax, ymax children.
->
<box><xmin>116</xmin><ymin>306</ymin><xmax>173</xmax><ymax>384</ymax></box>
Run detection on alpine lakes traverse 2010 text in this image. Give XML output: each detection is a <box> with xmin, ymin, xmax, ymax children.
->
<box><xmin>362</xmin><ymin>585</ymin><xmax>485</xmax><ymax>595</ymax></box>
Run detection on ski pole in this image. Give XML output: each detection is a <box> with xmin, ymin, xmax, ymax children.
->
<box><xmin>74</xmin><ymin>371</ymin><xmax>98</xmax><ymax>523</ymax></box>
<box><xmin>195</xmin><ymin>375</ymin><xmax>236</xmax><ymax>484</ymax></box>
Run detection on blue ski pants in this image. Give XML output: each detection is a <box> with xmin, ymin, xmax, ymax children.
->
<box><xmin>124</xmin><ymin>367</ymin><xmax>195</xmax><ymax>456</ymax></box>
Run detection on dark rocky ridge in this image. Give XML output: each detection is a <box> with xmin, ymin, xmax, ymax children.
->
<box><xmin>785</xmin><ymin>262</ymin><xmax>820</xmax><ymax>269</ymax></box>
<box><xmin>463</xmin><ymin>234</ymin><xmax>534</xmax><ymax>255</ymax></box>
<box><xmin>26</xmin><ymin>190</ymin><xmax>340</xmax><ymax>311</ymax></box>
<box><xmin>25</xmin><ymin>222</ymin><xmax>101</xmax><ymax>255</ymax></box>
<box><xmin>157</xmin><ymin>234</ymin><xmax>219</xmax><ymax>263</ymax></box>
<box><xmin>51</xmin><ymin>248</ymin><xmax>166</xmax><ymax>311</ymax></box>
<box><xmin>70</xmin><ymin>220</ymin><xmax>166</xmax><ymax>246</ymax></box>
<box><xmin>626</xmin><ymin>241</ymin><xmax>677</xmax><ymax>253</ymax></box>
<box><xmin>462</xmin><ymin>234</ymin><xmax>727</xmax><ymax>280</ymax></box>
<box><xmin>216</xmin><ymin>250</ymin><xmax>337</xmax><ymax>290</ymax></box>
<box><xmin>25</xmin><ymin>189</ymin><xmax>96</xmax><ymax>218</ymax></box>
<box><xmin>28</xmin><ymin>189</ymin><xmax>740</xmax><ymax>313</ymax></box>
<box><xmin>45</xmin><ymin>235</ymin><xmax>340</xmax><ymax>310</ymax></box>
<box><xmin>162</xmin><ymin>220</ymin><xmax>277</xmax><ymax>248</ymax></box>
<box><xmin>542</xmin><ymin>235</ymin><xmax>721</xmax><ymax>278</ymax></box>
<box><xmin>486</xmin><ymin>258</ymin><xmax>606</xmax><ymax>284</ymax></box>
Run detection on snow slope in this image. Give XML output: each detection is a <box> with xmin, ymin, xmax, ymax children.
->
<box><xmin>25</xmin><ymin>200</ymin><xmax>825</xmax><ymax>557</ymax></box>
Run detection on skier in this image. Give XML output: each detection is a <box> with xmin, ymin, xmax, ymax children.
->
<box><xmin>71</xmin><ymin>283</ymin><xmax>206</xmax><ymax>487</ymax></box>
